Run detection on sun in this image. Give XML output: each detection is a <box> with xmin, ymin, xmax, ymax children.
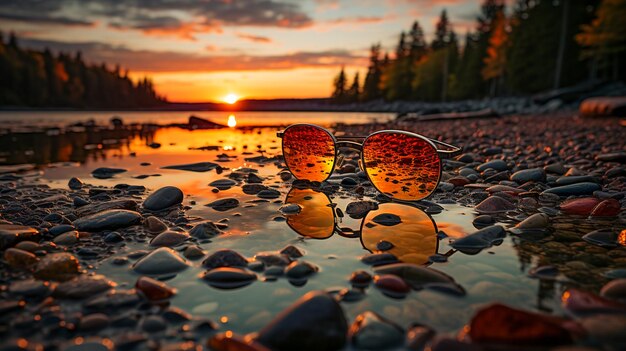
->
<box><xmin>223</xmin><ymin>93</ymin><xmax>239</xmax><ymax>104</ymax></box>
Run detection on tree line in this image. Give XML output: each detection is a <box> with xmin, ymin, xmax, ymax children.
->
<box><xmin>0</xmin><ymin>33</ymin><xmax>165</xmax><ymax>108</ymax></box>
<box><xmin>331</xmin><ymin>0</ymin><xmax>625</xmax><ymax>103</ymax></box>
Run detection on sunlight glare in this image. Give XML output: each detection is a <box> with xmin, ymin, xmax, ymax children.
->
<box><xmin>227</xmin><ymin>114</ymin><xmax>237</xmax><ymax>128</ymax></box>
<box><xmin>223</xmin><ymin>93</ymin><xmax>239</xmax><ymax>104</ymax></box>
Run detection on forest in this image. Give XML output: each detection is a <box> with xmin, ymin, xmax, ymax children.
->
<box><xmin>331</xmin><ymin>0</ymin><xmax>626</xmax><ymax>103</ymax></box>
<box><xmin>0</xmin><ymin>33</ymin><xmax>165</xmax><ymax>108</ymax></box>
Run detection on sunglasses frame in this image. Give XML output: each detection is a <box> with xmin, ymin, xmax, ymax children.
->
<box><xmin>284</xmin><ymin>186</ymin><xmax>455</xmax><ymax>264</ymax></box>
<box><xmin>278</xmin><ymin>123</ymin><xmax>462</xmax><ymax>201</ymax></box>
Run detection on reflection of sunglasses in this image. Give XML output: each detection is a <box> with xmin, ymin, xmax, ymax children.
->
<box><xmin>284</xmin><ymin>186</ymin><xmax>454</xmax><ymax>265</ymax></box>
<box><xmin>277</xmin><ymin>124</ymin><xmax>462</xmax><ymax>201</ymax></box>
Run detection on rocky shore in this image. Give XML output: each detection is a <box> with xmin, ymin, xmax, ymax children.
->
<box><xmin>0</xmin><ymin>112</ymin><xmax>625</xmax><ymax>350</ymax></box>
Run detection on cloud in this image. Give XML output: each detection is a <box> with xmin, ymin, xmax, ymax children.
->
<box><xmin>324</xmin><ymin>15</ymin><xmax>396</xmax><ymax>25</ymax></box>
<box><xmin>236</xmin><ymin>33</ymin><xmax>273</xmax><ymax>43</ymax></box>
<box><xmin>20</xmin><ymin>38</ymin><xmax>366</xmax><ymax>72</ymax></box>
<box><xmin>0</xmin><ymin>0</ymin><xmax>313</xmax><ymax>39</ymax></box>
<box><xmin>0</xmin><ymin>12</ymin><xmax>94</xmax><ymax>26</ymax></box>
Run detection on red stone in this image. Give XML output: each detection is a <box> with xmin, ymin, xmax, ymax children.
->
<box><xmin>208</xmin><ymin>332</ymin><xmax>271</xmax><ymax>351</ymax></box>
<box><xmin>448</xmin><ymin>177</ymin><xmax>471</xmax><ymax>187</ymax></box>
<box><xmin>373</xmin><ymin>274</ymin><xmax>410</xmax><ymax>296</ymax></box>
<box><xmin>469</xmin><ymin>303</ymin><xmax>576</xmax><ymax>346</ymax></box>
<box><xmin>562</xmin><ymin>288</ymin><xmax>626</xmax><ymax>316</ymax></box>
<box><xmin>590</xmin><ymin>199</ymin><xmax>621</xmax><ymax>217</ymax></box>
<box><xmin>560</xmin><ymin>197</ymin><xmax>601</xmax><ymax>216</ymax></box>
<box><xmin>135</xmin><ymin>276</ymin><xmax>176</xmax><ymax>301</ymax></box>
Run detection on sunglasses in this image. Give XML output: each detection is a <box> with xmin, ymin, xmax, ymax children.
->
<box><xmin>284</xmin><ymin>186</ymin><xmax>455</xmax><ymax>265</ymax></box>
<box><xmin>277</xmin><ymin>124</ymin><xmax>461</xmax><ymax>201</ymax></box>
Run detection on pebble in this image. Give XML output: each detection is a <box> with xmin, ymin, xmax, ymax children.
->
<box><xmin>562</xmin><ymin>288</ymin><xmax>626</xmax><ymax>316</ymax></box>
<box><xmin>53</xmin><ymin>230</ymin><xmax>79</xmax><ymax>246</ymax></box>
<box><xmin>183</xmin><ymin>245</ymin><xmax>205</xmax><ymax>259</ymax></box>
<box><xmin>346</xmin><ymin>202</ymin><xmax>379</xmax><ymax>218</ymax></box>
<box><xmin>68</xmin><ymin>177</ymin><xmax>84</xmax><ymax>189</ymax></box>
<box><xmin>34</xmin><ymin>252</ymin><xmax>80</xmax><ymax>281</ymax></box>
<box><xmin>189</xmin><ymin>221</ymin><xmax>223</xmax><ymax>238</ymax></box>
<box><xmin>257</xmin><ymin>189</ymin><xmax>281</xmax><ymax>199</ymax></box>
<box><xmin>4</xmin><ymin>248</ymin><xmax>39</xmax><ymax>270</ymax></box>
<box><xmin>256</xmin><ymin>291</ymin><xmax>347</xmax><ymax>351</ymax></box>
<box><xmin>475</xmin><ymin>196</ymin><xmax>516</xmax><ymax>214</ymax></box>
<box><xmin>371</xmin><ymin>213</ymin><xmax>401</xmax><ymax>226</ymax></box>
<box><xmin>349</xmin><ymin>311</ymin><xmax>405</xmax><ymax>349</ymax></box>
<box><xmin>203</xmin><ymin>249</ymin><xmax>248</xmax><ymax>269</ymax></box>
<box><xmin>14</xmin><ymin>241</ymin><xmax>40</xmax><ymax>253</ymax></box>
<box><xmin>337</xmin><ymin>288</ymin><xmax>365</xmax><ymax>302</ymax></box>
<box><xmin>0</xmin><ymin>224</ymin><xmax>41</xmax><ymax>250</ymax></box>
<box><xmin>600</xmin><ymin>279</ymin><xmax>626</xmax><ymax>303</ymax></box>
<box><xmin>143</xmin><ymin>186</ymin><xmax>183</xmax><ymax>211</ymax></box>
<box><xmin>162</xmin><ymin>162</ymin><xmax>218</xmax><ymax>172</ymax></box>
<box><xmin>374</xmin><ymin>263</ymin><xmax>465</xmax><ymax>296</ymax></box>
<box><xmin>49</xmin><ymin>224</ymin><xmax>75</xmax><ymax>236</ymax></box>
<box><xmin>9</xmin><ymin>279</ymin><xmax>51</xmax><ymax>297</ymax></box>
<box><xmin>132</xmin><ymin>247</ymin><xmax>189</xmax><ymax>275</ymax></box>
<box><xmin>135</xmin><ymin>276</ymin><xmax>177</xmax><ymax>301</ymax></box>
<box><xmin>144</xmin><ymin>216</ymin><xmax>168</xmax><ymax>234</ymax></box>
<box><xmin>149</xmin><ymin>230</ymin><xmax>189</xmax><ymax>247</ymax></box>
<box><xmin>279</xmin><ymin>203</ymin><xmax>302</xmax><ymax>215</ymax></box>
<box><xmin>279</xmin><ymin>245</ymin><xmax>304</xmax><ymax>258</ymax></box>
<box><xmin>514</xmin><ymin>213</ymin><xmax>549</xmax><ymax>230</ymax></box>
<box><xmin>349</xmin><ymin>270</ymin><xmax>373</xmax><ymax>288</ymax></box>
<box><xmin>141</xmin><ymin>315</ymin><xmax>167</xmax><ymax>332</ymax></box>
<box><xmin>477</xmin><ymin>159</ymin><xmax>508</xmax><ymax>172</ymax></box>
<box><xmin>451</xmin><ymin>225</ymin><xmax>506</xmax><ymax>254</ymax></box>
<box><xmin>472</xmin><ymin>214</ymin><xmax>495</xmax><ymax>228</ymax></box>
<box><xmin>555</xmin><ymin>175</ymin><xmax>598</xmax><ymax>186</ymax></box>
<box><xmin>560</xmin><ymin>197</ymin><xmax>601</xmax><ymax>216</ymax></box>
<box><xmin>542</xmin><ymin>182</ymin><xmax>601</xmax><ymax>196</ymax></box>
<box><xmin>104</xmin><ymin>231</ymin><xmax>124</xmax><ymax>243</ymax></box>
<box><xmin>582</xmin><ymin>229</ymin><xmax>618</xmax><ymax>248</ymax></box>
<box><xmin>206</xmin><ymin>198</ymin><xmax>240</xmax><ymax>211</ymax></box>
<box><xmin>377</xmin><ymin>240</ymin><xmax>394</xmax><ymax>251</ymax></box>
<box><xmin>360</xmin><ymin>253</ymin><xmax>399</xmax><ymax>266</ymax></box>
<box><xmin>285</xmin><ymin>260</ymin><xmax>318</xmax><ymax>280</ymax></box>
<box><xmin>510</xmin><ymin>168</ymin><xmax>545</xmax><ymax>183</ymax></box>
<box><xmin>74</xmin><ymin>209</ymin><xmax>142</xmax><ymax>232</ymax></box>
<box><xmin>590</xmin><ymin>199</ymin><xmax>621</xmax><ymax>217</ymax></box>
<box><xmin>54</xmin><ymin>274</ymin><xmax>115</xmax><ymax>299</ymax></box>
<box><xmin>201</xmin><ymin>267</ymin><xmax>257</xmax><ymax>289</ymax></box>
<box><xmin>374</xmin><ymin>274</ymin><xmax>410</xmax><ymax>298</ymax></box>
<box><xmin>80</xmin><ymin>313</ymin><xmax>110</xmax><ymax>331</ymax></box>
<box><xmin>209</xmin><ymin>179</ymin><xmax>237</xmax><ymax>190</ymax></box>
<box><xmin>91</xmin><ymin>167</ymin><xmax>127</xmax><ymax>179</ymax></box>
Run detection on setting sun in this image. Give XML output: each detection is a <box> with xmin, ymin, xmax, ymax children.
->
<box><xmin>223</xmin><ymin>93</ymin><xmax>239</xmax><ymax>104</ymax></box>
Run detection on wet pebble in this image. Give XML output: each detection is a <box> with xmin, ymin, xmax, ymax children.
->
<box><xmin>374</xmin><ymin>274</ymin><xmax>410</xmax><ymax>298</ymax></box>
<box><xmin>257</xmin><ymin>189</ymin><xmax>281</xmax><ymax>199</ymax></box>
<box><xmin>135</xmin><ymin>276</ymin><xmax>176</xmax><ymax>301</ymax></box>
<box><xmin>477</xmin><ymin>159</ymin><xmax>508</xmax><ymax>172</ymax></box>
<box><xmin>53</xmin><ymin>230</ymin><xmax>79</xmax><ymax>246</ymax></box>
<box><xmin>510</xmin><ymin>168</ymin><xmax>545</xmax><ymax>183</ymax></box>
<box><xmin>451</xmin><ymin>225</ymin><xmax>506</xmax><ymax>254</ymax></box>
<box><xmin>372</xmin><ymin>213</ymin><xmax>401</xmax><ymax>226</ymax></box>
<box><xmin>349</xmin><ymin>270</ymin><xmax>372</xmax><ymax>288</ymax></box>
<box><xmin>80</xmin><ymin>313</ymin><xmax>110</xmax><ymax>331</ymax></box>
<box><xmin>600</xmin><ymin>279</ymin><xmax>626</xmax><ymax>303</ymax></box>
<box><xmin>54</xmin><ymin>274</ymin><xmax>115</xmax><ymax>299</ymax></box>
<box><xmin>104</xmin><ymin>231</ymin><xmax>124</xmax><ymax>243</ymax></box>
<box><xmin>0</xmin><ymin>224</ymin><xmax>41</xmax><ymax>250</ymax></box>
<box><xmin>279</xmin><ymin>245</ymin><xmax>304</xmax><ymax>258</ymax></box>
<box><xmin>209</xmin><ymin>179</ymin><xmax>237</xmax><ymax>190</ymax></box>
<box><xmin>285</xmin><ymin>260</ymin><xmax>318</xmax><ymax>280</ymax></box>
<box><xmin>149</xmin><ymin>230</ymin><xmax>189</xmax><ymax>247</ymax></box>
<box><xmin>206</xmin><ymin>198</ymin><xmax>240</xmax><ymax>211</ymax></box>
<box><xmin>141</xmin><ymin>315</ymin><xmax>167</xmax><ymax>332</ymax></box>
<box><xmin>349</xmin><ymin>311</ymin><xmax>405</xmax><ymax>350</ymax></box>
<box><xmin>91</xmin><ymin>167</ymin><xmax>127</xmax><ymax>179</ymax></box>
<box><xmin>203</xmin><ymin>249</ymin><xmax>248</xmax><ymax>269</ymax></box>
<box><xmin>74</xmin><ymin>209</ymin><xmax>142</xmax><ymax>232</ymax></box>
<box><xmin>256</xmin><ymin>291</ymin><xmax>347</xmax><ymax>351</ymax></box>
<box><xmin>183</xmin><ymin>245</ymin><xmax>205</xmax><ymax>259</ymax></box>
<box><xmin>34</xmin><ymin>252</ymin><xmax>80</xmax><ymax>281</ymax></box>
<box><xmin>4</xmin><ymin>247</ymin><xmax>39</xmax><ymax>270</ymax></box>
<box><xmin>279</xmin><ymin>203</ymin><xmax>302</xmax><ymax>215</ymax></box>
<box><xmin>360</xmin><ymin>253</ymin><xmax>399</xmax><ymax>266</ymax></box>
<box><xmin>143</xmin><ymin>186</ymin><xmax>183</xmax><ymax>211</ymax></box>
<box><xmin>582</xmin><ymin>229</ymin><xmax>618</xmax><ymax>248</ymax></box>
<box><xmin>132</xmin><ymin>247</ymin><xmax>189</xmax><ymax>275</ymax></box>
<box><xmin>542</xmin><ymin>182</ymin><xmax>601</xmax><ymax>196</ymax></box>
<box><xmin>9</xmin><ymin>279</ymin><xmax>51</xmax><ymax>297</ymax></box>
<box><xmin>475</xmin><ymin>196</ymin><xmax>516</xmax><ymax>214</ymax></box>
<box><xmin>376</xmin><ymin>240</ymin><xmax>394</xmax><ymax>251</ymax></box>
<box><xmin>144</xmin><ymin>216</ymin><xmax>168</xmax><ymax>234</ymax></box>
<box><xmin>189</xmin><ymin>220</ymin><xmax>222</xmax><ymax>238</ymax></box>
<box><xmin>472</xmin><ymin>215</ymin><xmax>494</xmax><ymax>228</ymax></box>
<box><xmin>202</xmin><ymin>267</ymin><xmax>257</xmax><ymax>289</ymax></box>
<box><xmin>68</xmin><ymin>177</ymin><xmax>84</xmax><ymax>189</ymax></box>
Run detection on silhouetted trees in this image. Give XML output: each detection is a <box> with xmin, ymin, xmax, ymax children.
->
<box><xmin>331</xmin><ymin>0</ymin><xmax>620</xmax><ymax>103</ymax></box>
<box><xmin>0</xmin><ymin>33</ymin><xmax>165</xmax><ymax>108</ymax></box>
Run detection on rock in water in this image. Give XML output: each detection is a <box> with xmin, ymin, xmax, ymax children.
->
<box><xmin>91</xmin><ymin>167</ymin><xmax>127</xmax><ymax>179</ymax></box>
<box><xmin>450</xmin><ymin>225</ymin><xmax>506</xmax><ymax>255</ymax></box>
<box><xmin>54</xmin><ymin>275</ymin><xmax>115</xmax><ymax>299</ymax></box>
<box><xmin>0</xmin><ymin>224</ymin><xmax>41</xmax><ymax>250</ymax></box>
<box><xmin>256</xmin><ymin>291</ymin><xmax>348</xmax><ymax>351</ymax></box>
<box><xmin>149</xmin><ymin>230</ymin><xmax>189</xmax><ymax>247</ymax></box>
<box><xmin>74</xmin><ymin>210</ymin><xmax>142</xmax><ymax>232</ymax></box>
<box><xmin>201</xmin><ymin>267</ymin><xmax>257</xmax><ymax>289</ymax></box>
<box><xmin>202</xmin><ymin>249</ymin><xmax>248</xmax><ymax>269</ymax></box>
<box><xmin>475</xmin><ymin>196</ymin><xmax>516</xmax><ymax>214</ymax></box>
<box><xmin>34</xmin><ymin>253</ymin><xmax>80</xmax><ymax>281</ymax></box>
<box><xmin>206</xmin><ymin>198</ymin><xmax>240</xmax><ymax>211</ymax></box>
<box><xmin>348</xmin><ymin>311</ymin><xmax>405</xmax><ymax>350</ymax></box>
<box><xmin>542</xmin><ymin>182</ymin><xmax>601</xmax><ymax>196</ymax></box>
<box><xmin>469</xmin><ymin>303</ymin><xmax>575</xmax><ymax>346</ymax></box>
<box><xmin>68</xmin><ymin>177</ymin><xmax>84</xmax><ymax>190</ymax></box>
<box><xmin>143</xmin><ymin>186</ymin><xmax>183</xmax><ymax>211</ymax></box>
<box><xmin>132</xmin><ymin>247</ymin><xmax>189</xmax><ymax>275</ymax></box>
<box><xmin>162</xmin><ymin>162</ymin><xmax>218</xmax><ymax>172</ymax></box>
<box><xmin>374</xmin><ymin>263</ymin><xmax>465</xmax><ymax>296</ymax></box>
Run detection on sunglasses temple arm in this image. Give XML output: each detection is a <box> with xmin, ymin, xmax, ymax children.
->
<box><xmin>430</xmin><ymin>138</ymin><xmax>462</xmax><ymax>159</ymax></box>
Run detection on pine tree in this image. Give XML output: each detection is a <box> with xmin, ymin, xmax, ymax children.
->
<box><xmin>482</xmin><ymin>8</ymin><xmax>508</xmax><ymax>96</ymax></box>
<box><xmin>331</xmin><ymin>66</ymin><xmax>347</xmax><ymax>103</ymax></box>
<box><xmin>347</xmin><ymin>72</ymin><xmax>360</xmax><ymax>102</ymax></box>
<box><xmin>362</xmin><ymin>44</ymin><xmax>382</xmax><ymax>101</ymax></box>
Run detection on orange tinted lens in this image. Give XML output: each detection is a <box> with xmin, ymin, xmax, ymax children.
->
<box><xmin>285</xmin><ymin>188</ymin><xmax>335</xmax><ymax>239</ymax></box>
<box><xmin>283</xmin><ymin>125</ymin><xmax>335</xmax><ymax>182</ymax></box>
<box><xmin>363</xmin><ymin>132</ymin><xmax>440</xmax><ymax>200</ymax></box>
<box><xmin>361</xmin><ymin>203</ymin><xmax>437</xmax><ymax>265</ymax></box>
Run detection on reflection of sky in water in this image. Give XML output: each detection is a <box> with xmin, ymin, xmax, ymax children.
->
<box><xmin>18</xmin><ymin>125</ymin><xmax>545</xmax><ymax>336</ymax></box>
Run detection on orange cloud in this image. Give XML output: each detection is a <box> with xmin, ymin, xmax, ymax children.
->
<box><xmin>236</xmin><ymin>32</ymin><xmax>273</xmax><ymax>43</ymax></box>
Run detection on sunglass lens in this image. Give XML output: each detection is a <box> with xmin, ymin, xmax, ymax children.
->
<box><xmin>282</xmin><ymin>125</ymin><xmax>335</xmax><ymax>182</ymax></box>
<box><xmin>362</xmin><ymin>132</ymin><xmax>440</xmax><ymax>200</ymax></box>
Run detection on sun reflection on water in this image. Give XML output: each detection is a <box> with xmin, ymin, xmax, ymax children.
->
<box><xmin>227</xmin><ymin>114</ymin><xmax>237</xmax><ymax>128</ymax></box>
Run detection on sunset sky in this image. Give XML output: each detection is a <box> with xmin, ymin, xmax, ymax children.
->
<box><xmin>0</xmin><ymin>0</ymin><xmax>492</xmax><ymax>102</ymax></box>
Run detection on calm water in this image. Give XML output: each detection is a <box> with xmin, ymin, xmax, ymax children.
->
<box><xmin>0</xmin><ymin>110</ymin><xmax>393</xmax><ymax>128</ymax></box>
<box><xmin>0</xmin><ymin>111</ymin><xmax>556</xmax><ymax>337</ymax></box>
